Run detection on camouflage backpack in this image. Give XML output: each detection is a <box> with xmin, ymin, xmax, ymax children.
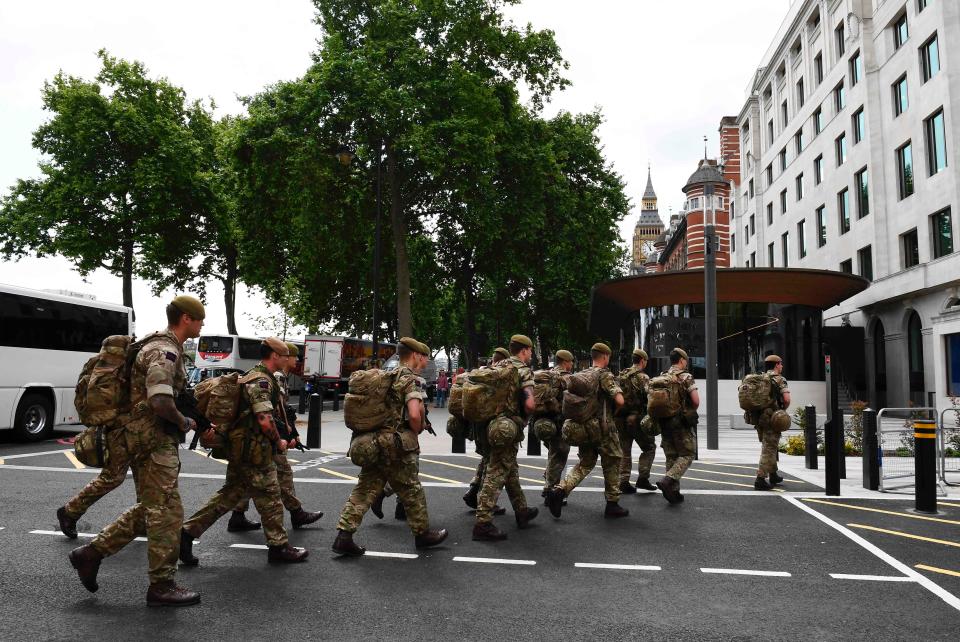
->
<box><xmin>448</xmin><ymin>374</ymin><xmax>467</xmax><ymax>419</ymax></box>
<box><xmin>194</xmin><ymin>371</ymin><xmax>260</xmax><ymax>428</ymax></box>
<box><xmin>343</xmin><ymin>369</ymin><xmax>401</xmax><ymax>433</ymax></box>
<box><xmin>561</xmin><ymin>368</ymin><xmax>601</xmax><ymax>423</ymax></box>
<box><xmin>532</xmin><ymin>369</ymin><xmax>563</xmax><ymax>417</ymax></box>
<box><xmin>646</xmin><ymin>372</ymin><xmax>685</xmax><ymax>419</ymax></box>
<box><xmin>74</xmin><ymin>333</ymin><xmax>158</xmax><ymax>428</ymax></box>
<box><xmin>738</xmin><ymin>373</ymin><xmax>776</xmax><ymax>414</ymax></box>
<box><xmin>73</xmin><ymin>425</ymin><xmax>109</xmax><ymax>468</ymax></box>
<box><xmin>460</xmin><ymin>365</ymin><xmax>520</xmax><ymax>423</ymax></box>
<box><xmin>618</xmin><ymin>368</ymin><xmax>648</xmax><ymax>415</ymax></box>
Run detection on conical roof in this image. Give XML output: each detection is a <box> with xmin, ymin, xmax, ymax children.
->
<box><xmin>642</xmin><ymin>166</ymin><xmax>657</xmax><ymax>201</ymax></box>
<box><xmin>682</xmin><ymin>159</ymin><xmax>725</xmax><ymax>193</ymax></box>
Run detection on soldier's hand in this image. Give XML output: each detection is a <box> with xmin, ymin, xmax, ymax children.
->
<box><xmin>288</xmin><ymin>438</ymin><xmax>298</xmax><ymax>449</ymax></box>
<box><xmin>278</xmin><ymin>439</ymin><xmax>288</xmax><ymax>453</ymax></box>
<box><xmin>182</xmin><ymin>417</ymin><xmax>197</xmax><ymax>434</ymax></box>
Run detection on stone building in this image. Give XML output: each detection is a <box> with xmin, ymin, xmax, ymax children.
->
<box><xmin>630</xmin><ymin>167</ymin><xmax>665</xmax><ymax>274</ymax></box>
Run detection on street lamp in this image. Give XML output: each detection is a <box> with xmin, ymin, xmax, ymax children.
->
<box><xmin>704</xmin><ymin>184</ymin><xmax>719</xmax><ymax>450</ymax></box>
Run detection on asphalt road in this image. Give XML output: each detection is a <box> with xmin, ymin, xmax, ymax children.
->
<box><xmin>1</xmin><ymin>438</ymin><xmax>959</xmax><ymax>641</ymax></box>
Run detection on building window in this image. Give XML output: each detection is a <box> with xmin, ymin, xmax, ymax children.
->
<box><xmin>798</xmin><ymin>219</ymin><xmax>807</xmax><ymax>258</ymax></box>
<box><xmin>795</xmin><ymin>129</ymin><xmax>805</xmax><ymax>154</ymax></box>
<box><xmin>796</xmin><ymin>173</ymin><xmax>804</xmax><ymax>201</ymax></box>
<box><xmin>766</xmin><ymin>164</ymin><xmax>773</xmax><ymax>187</ymax></box>
<box><xmin>781</xmin><ymin>100</ymin><xmax>788</xmax><ymax>129</ymax></box>
<box><xmin>814</xmin><ymin>154</ymin><xmax>824</xmax><ymax>185</ymax></box>
<box><xmin>745</xmin><ymin>224</ymin><xmax>750</xmax><ymax>240</ymax></box>
<box><xmin>836</xmin><ymin>22</ymin><xmax>846</xmax><ymax>57</ymax></box>
<box><xmin>766</xmin><ymin>202</ymin><xmax>774</xmax><ymax>226</ymax></box>
<box><xmin>816</xmin><ymin>205</ymin><xmax>827</xmax><ymax>247</ymax></box>
<box><xmin>840</xmin><ymin>258</ymin><xmax>853</xmax><ymax>274</ymax></box>
<box><xmin>894</xmin><ymin>13</ymin><xmax>909</xmax><ymax>50</ymax></box>
<box><xmin>893</xmin><ymin>74</ymin><xmax>908</xmax><ymax>116</ymax></box>
<box><xmin>749</xmin><ymin>214</ymin><xmax>755</xmax><ymax>235</ymax></box>
<box><xmin>946</xmin><ymin>333</ymin><xmax>960</xmax><ymax>397</ymax></box>
<box><xmin>780</xmin><ymin>189</ymin><xmax>788</xmax><ymax>215</ymax></box>
<box><xmin>855</xmin><ymin>167</ymin><xmax>870</xmax><ymax>218</ymax></box>
<box><xmin>849</xmin><ymin>50</ymin><xmax>862</xmax><ymax>86</ymax></box>
<box><xmin>858</xmin><ymin>245</ymin><xmax>873</xmax><ymax>281</ymax></box>
<box><xmin>779</xmin><ymin>148</ymin><xmax>787</xmax><ymax>171</ymax></box>
<box><xmin>834</xmin><ymin>81</ymin><xmax>846</xmax><ymax>112</ymax></box>
<box><xmin>814</xmin><ymin>107</ymin><xmax>824</xmax><ymax>135</ymax></box>
<box><xmin>925</xmin><ymin>109</ymin><xmax>947</xmax><ymax>175</ymax></box>
<box><xmin>835</xmin><ymin>132</ymin><xmax>847</xmax><ymax>166</ymax></box>
<box><xmin>731</xmin><ymin>232</ymin><xmax>736</xmax><ymax>253</ymax></box>
<box><xmin>897</xmin><ymin>141</ymin><xmax>914</xmax><ymax>199</ymax></box>
<box><xmin>921</xmin><ymin>34</ymin><xmax>940</xmax><ymax>82</ymax></box>
<box><xmin>768</xmin><ymin>242</ymin><xmax>775</xmax><ymax>267</ymax></box>
<box><xmin>839</xmin><ymin>188</ymin><xmax>850</xmax><ymax>234</ymax></box>
<box><xmin>749</xmin><ymin>179</ymin><xmax>755</xmax><ymax>198</ymax></box>
<box><xmin>918</xmin><ymin>0</ymin><xmax>928</xmax><ymax>12</ymax></box>
<box><xmin>782</xmin><ymin>232</ymin><xmax>790</xmax><ymax>268</ymax></box>
<box><xmin>796</xmin><ymin>78</ymin><xmax>805</xmax><ymax>108</ymax></box>
<box><xmin>932</xmin><ymin>208</ymin><xmax>953</xmax><ymax>259</ymax></box>
<box><xmin>768</xmin><ymin>119</ymin><xmax>775</xmax><ymax>148</ymax></box>
<box><xmin>814</xmin><ymin>52</ymin><xmax>824</xmax><ymax>85</ymax></box>
<box><xmin>852</xmin><ymin>107</ymin><xmax>865</xmax><ymax>144</ymax></box>
<box><xmin>902</xmin><ymin>229</ymin><xmax>920</xmax><ymax>268</ymax></box>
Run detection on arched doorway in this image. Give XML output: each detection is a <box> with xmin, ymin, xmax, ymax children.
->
<box><xmin>907</xmin><ymin>311</ymin><xmax>925</xmax><ymax>405</ymax></box>
<box><xmin>872</xmin><ymin>319</ymin><xmax>887</xmax><ymax>409</ymax></box>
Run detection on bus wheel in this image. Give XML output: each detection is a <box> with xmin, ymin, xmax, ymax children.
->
<box><xmin>14</xmin><ymin>394</ymin><xmax>53</xmax><ymax>442</ymax></box>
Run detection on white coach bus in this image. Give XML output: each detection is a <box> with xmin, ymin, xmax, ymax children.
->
<box><xmin>0</xmin><ymin>284</ymin><xmax>133</xmax><ymax>441</ymax></box>
<box><xmin>191</xmin><ymin>334</ymin><xmax>262</xmax><ymax>384</ymax></box>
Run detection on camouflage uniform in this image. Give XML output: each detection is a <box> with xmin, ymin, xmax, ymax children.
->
<box><xmin>658</xmin><ymin>366</ymin><xmax>698</xmax><ymax>481</ymax></box>
<box><xmin>88</xmin><ymin>330</ymin><xmax>186</xmax><ymax>584</ymax></box>
<box><xmin>476</xmin><ymin>356</ymin><xmax>533</xmax><ymax>524</ymax></box>
<box><xmin>616</xmin><ymin>367</ymin><xmax>655</xmax><ymax>484</ymax></box>
<box><xmin>183</xmin><ymin>364</ymin><xmax>289</xmax><ymax>546</ymax></box>
<box><xmin>757</xmin><ymin>372</ymin><xmax>789</xmax><ymax>476</ymax></box>
<box><xmin>336</xmin><ymin>366</ymin><xmax>431</xmax><ymax>535</ymax></box>
<box><xmin>543</xmin><ymin>366</ymin><xmax>571</xmax><ymax>492</ymax></box>
<box><xmin>557</xmin><ymin>367</ymin><xmax>624</xmax><ymax>502</ymax></box>
<box><xmin>64</xmin><ymin>426</ymin><xmax>133</xmax><ymax>519</ymax></box>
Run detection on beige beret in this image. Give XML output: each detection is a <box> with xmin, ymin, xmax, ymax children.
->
<box><xmin>591</xmin><ymin>342</ymin><xmax>612</xmax><ymax>355</ymax></box>
<box><xmin>399</xmin><ymin>337</ymin><xmax>429</xmax><ymax>356</ymax></box>
<box><xmin>555</xmin><ymin>349</ymin><xmax>574</xmax><ymax>363</ymax></box>
<box><xmin>263</xmin><ymin>337</ymin><xmax>289</xmax><ymax>357</ymax></box>
<box><xmin>633</xmin><ymin>348</ymin><xmax>648</xmax><ymax>360</ymax></box>
<box><xmin>493</xmin><ymin>347</ymin><xmax>510</xmax><ymax>359</ymax></box>
<box><xmin>285</xmin><ymin>342</ymin><xmax>299</xmax><ymax>358</ymax></box>
<box><xmin>510</xmin><ymin>334</ymin><xmax>533</xmax><ymax>348</ymax></box>
<box><xmin>765</xmin><ymin>354</ymin><xmax>782</xmax><ymax>364</ymax></box>
<box><xmin>671</xmin><ymin>347</ymin><xmax>689</xmax><ymax>360</ymax></box>
<box><xmin>170</xmin><ymin>295</ymin><xmax>205</xmax><ymax>320</ymax></box>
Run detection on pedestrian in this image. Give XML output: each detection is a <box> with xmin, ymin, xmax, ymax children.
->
<box><xmin>652</xmin><ymin>348</ymin><xmax>700</xmax><ymax>504</ymax></box>
<box><xmin>462</xmin><ymin>347</ymin><xmax>509</xmax><ymax>516</ymax></box>
<box><xmin>541</xmin><ymin>349</ymin><xmax>574</xmax><ymax>502</ymax></box>
<box><xmin>435</xmin><ymin>369</ymin><xmax>449</xmax><ymax>408</ymax></box>
<box><xmin>753</xmin><ymin>355</ymin><xmax>791</xmax><ymax>490</ymax></box>
<box><xmin>616</xmin><ymin>348</ymin><xmax>657</xmax><ymax>493</ymax></box>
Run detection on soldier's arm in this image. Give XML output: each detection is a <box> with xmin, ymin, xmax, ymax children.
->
<box><xmin>144</xmin><ymin>347</ymin><xmax>194</xmax><ymax>432</ymax></box>
<box><xmin>688</xmin><ymin>388</ymin><xmax>701</xmax><ymax>410</ymax></box>
<box><xmin>780</xmin><ymin>379</ymin><xmax>791</xmax><ymax>409</ymax></box>
<box><xmin>406</xmin><ymin>398</ymin><xmax>424</xmax><ymax>433</ymax></box>
<box><xmin>602</xmin><ymin>372</ymin><xmax>625</xmax><ymax>409</ymax></box>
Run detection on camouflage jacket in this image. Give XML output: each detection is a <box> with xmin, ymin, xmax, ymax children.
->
<box><xmin>618</xmin><ymin>365</ymin><xmax>650</xmax><ymax>414</ymax></box>
<box><xmin>127</xmin><ymin>330</ymin><xmax>186</xmax><ymax>433</ymax></box>
<box><xmin>667</xmin><ymin>365</ymin><xmax>698</xmax><ymax>409</ymax></box>
<box><xmin>765</xmin><ymin>370</ymin><xmax>790</xmax><ymax>409</ymax></box>
<box><xmin>497</xmin><ymin>355</ymin><xmax>535</xmax><ymax>423</ymax></box>
<box><xmin>273</xmin><ymin>370</ymin><xmax>290</xmax><ymax>404</ymax></box>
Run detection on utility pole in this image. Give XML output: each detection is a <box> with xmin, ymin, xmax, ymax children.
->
<box><xmin>705</xmin><ymin>184</ymin><xmax>719</xmax><ymax>450</ymax></box>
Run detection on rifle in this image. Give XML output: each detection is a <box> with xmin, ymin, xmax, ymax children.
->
<box><xmin>176</xmin><ymin>390</ymin><xmax>212</xmax><ymax>449</ymax></box>
<box><xmin>278</xmin><ymin>402</ymin><xmax>308</xmax><ymax>452</ymax></box>
<box><xmin>422</xmin><ymin>404</ymin><xmax>437</xmax><ymax>436</ymax></box>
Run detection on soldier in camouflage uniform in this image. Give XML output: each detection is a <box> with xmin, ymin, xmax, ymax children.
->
<box><xmin>616</xmin><ymin>348</ymin><xmax>657</xmax><ymax>494</ymax></box>
<box><xmin>471</xmin><ymin>335</ymin><xmax>539</xmax><ymax>541</ymax></box>
<box><xmin>546</xmin><ymin>343</ymin><xmax>629</xmax><ymax>519</ymax></box>
<box><xmin>542</xmin><ymin>349</ymin><xmax>574</xmax><ymax>502</ymax></box>
<box><xmin>68</xmin><ymin>295</ymin><xmax>205</xmax><ymax>607</ymax></box>
<box><xmin>229</xmin><ymin>341</ymin><xmax>322</xmax><ymax>532</ymax></box>
<box><xmin>655</xmin><ymin>348</ymin><xmax>700</xmax><ymax>504</ymax></box>
<box><xmin>462</xmin><ymin>346</ymin><xmax>509</xmax><ymax>515</ymax></box>
<box><xmin>180</xmin><ymin>338</ymin><xmax>308</xmax><ymax>565</ymax></box>
<box><xmin>332</xmin><ymin>337</ymin><xmax>448</xmax><ymax>555</ymax></box>
<box><xmin>755</xmin><ymin>354</ymin><xmax>791</xmax><ymax>490</ymax></box>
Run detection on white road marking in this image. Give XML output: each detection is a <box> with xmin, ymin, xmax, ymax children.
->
<box><xmin>784</xmin><ymin>495</ymin><xmax>960</xmax><ymax>612</ymax></box>
<box><xmin>830</xmin><ymin>574</ymin><xmax>915</xmax><ymax>582</ymax></box>
<box><xmin>230</xmin><ymin>544</ymin><xmax>268</xmax><ymax>550</ymax></box>
<box><xmin>574</xmin><ymin>563</ymin><xmax>661</xmax><ymax>571</ymax></box>
<box><xmin>365</xmin><ymin>551</ymin><xmax>419</xmax><ymax>559</ymax></box>
<box><xmin>453</xmin><ymin>556</ymin><xmax>536</xmax><ymax>566</ymax></box>
<box><xmin>1</xmin><ymin>449</ymin><xmax>74</xmax><ymax>460</ymax></box>
<box><xmin>700</xmin><ymin>568</ymin><xmax>791</xmax><ymax>577</ymax></box>
<box><xmin>29</xmin><ymin>529</ymin><xmax>148</xmax><ymax>542</ymax></box>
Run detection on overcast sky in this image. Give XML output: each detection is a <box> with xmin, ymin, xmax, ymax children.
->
<box><xmin>0</xmin><ymin>0</ymin><xmax>790</xmax><ymax>336</ymax></box>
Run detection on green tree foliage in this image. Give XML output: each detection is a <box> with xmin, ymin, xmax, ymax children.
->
<box><xmin>0</xmin><ymin>50</ymin><xmax>215</xmax><ymax>311</ymax></box>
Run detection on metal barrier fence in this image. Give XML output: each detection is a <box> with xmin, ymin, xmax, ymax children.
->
<box><xmin>938</xmin><ymin>408</ymin><xmax>960</xmax><ymax>487</ymax></box>
<box><xmin>876</xmin><ymin>407</ymin><xmax>942</xmax><ymax>494</ymax></box>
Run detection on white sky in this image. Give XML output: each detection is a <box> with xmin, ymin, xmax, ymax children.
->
<box><xmin>0</xmin><ymin>0</ymin><xmax>790</xmax><ymax>336</ymax></box>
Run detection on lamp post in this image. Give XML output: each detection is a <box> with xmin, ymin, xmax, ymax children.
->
<box><xmin>704</xmin><ymin>184</ymin><xmax>719</xmax><ymax>450</ymax></box>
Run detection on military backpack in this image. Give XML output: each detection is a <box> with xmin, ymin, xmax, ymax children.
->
<box><xmin>73</xmin><ymin>425</ymin><xmax>109</xmax><ymax>468</ymax></box>
<box><xmin>532</xmin><ymin>369</ymin><xmax>563</xmax><ymax>417</ymax></box>
<box><xmin>343</xmin><ymin>369</ymin><xmax>402</xmax><ymax>433</ymax></box>
<box><xmin>460</xmin><ymin>365</ymin><xmax>520</xmax><ymax>423</ymax></box>
<box><xmin>561</xmin><ymin>417</ymin><xmax>601</xmax><ymax>446</ymax></box>
<box><xmin>561</xmin><ymin>368</ymin><xmax>601</xmax><ymax>423</ymax></box>
<box><xmin>738</xmin><ymin>373</ymin><xmax>777</xmax><ymax>415</ymax></box>
<box><xmin>646</xmin><ymin>372</ymin><xmax>685</xmax><ymax>419</ymax></box>
<box><xmin>74</xmin><ymin>333</ymin><xmax>160</xmax><ymax>429</ymax></box>
<box><xmin>618</xmin><ymin>368</ymin><xmax>648</xmax><ymax>415</ymax></box>
<box><xmin>448</xmin><ymin>374</ymin><xmax>467</xmax><ymax>419</ymax></box>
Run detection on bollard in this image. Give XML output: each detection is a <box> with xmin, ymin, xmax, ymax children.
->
<box><xmin>862</xmin><ymin>409</ymin><xmax>879</xmax><ymax>490</ymax></box>
<box><xmin>451</xmin><ymin>433</ymin><xmax>466</xmax><ymax>454</ymax></box>
<box><xmin>307</xmin><ymin>393</ymin><xmax>321</xmax><ymax>449</ymax></box>
<box><xmin>804</xmin><ymin>405</ymin><xmax>818</xmax><ymax>470</ymax></box>
<box><xmin>527</xmin><ymin>429</ymin><xmax>541</xmax><ymax>456</ymax></box>
<box><xmin>332</xmin><ymin>386</ymin><xmax>340</xmax><ymax>412</ymax></box>
<box><xmin>298</xmin><ymin>390</ymin><xmax>307</xmax><ymax>414</ymax></box>
<box><xmin>824</xmin><ymin>414</ymin><xmax>841</xmax><ymax>496</ymax></box>
<box><xmin>839</xmin><ymin>409</ymin><xmax>847</xmax><ymax>480</ymax></box>
<box><xmin>914</xmin><ymin>419</ymin><xmax>938</xmax><ymax>513</ymax></box>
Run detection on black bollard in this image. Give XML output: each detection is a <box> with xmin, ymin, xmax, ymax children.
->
<box><xmin>298</xmin><ymin>389</ymin><xmax>307</xmax><ymax>414</ymax></box>
<box><xmin>839</xmin><ymin>409</ymin><xmax>847</xmax><ymax>480</ymax></box>
<box><xmin>307</xmin><ymin>393</ymin><xmax>321</xmax><ymax>449</ymax></box>
<box><xmin>332</xmin><ymin>385</ymin><xmax>340</xmax><ymax>412</ymax></box>
<box><xmin>804</xmin><ymin>405</ymin><xmax>818</xmax><ymax>470</ymax></box>
<box><xmin>824</xmin><ymin>414</ymin><xmax>841</xmax><ymax>496</ymax></box>
<box><xmin>862</xmin><ymin>409</ymin><xmax>879</xmax><ymax>490</ymax></box>
<box><xmin>914</xmin><ymin>419</ymin><xmax>938</xmax><ymax>513</ymax></box>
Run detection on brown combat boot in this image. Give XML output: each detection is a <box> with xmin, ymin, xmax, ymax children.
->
<box><xmin>414</xmin><ymin>528</ymin><xmax>449</xmax><ymax>549</ymax></box>
<box><xmin>371</xmin><ymin>491</ymin><xmax>386</xmax><ymax>519</ymax></box>
<box><xmin>515</xmin><ymin>506</ymin><xmax>539</xmax><ymax>529</ymax></box>
<box><xmin>57</xmin><ymin>506</ymin><xmax>79</xmax><ymax>539</ymax></box>
<box><xmin>635</xmin><ymin>477</ymin><xmax>657</xmax><ymax>491</ymax></box>
<box><xmin>227</xmin><ymin>511</ymin><xmax>261</xmax><ymax>532</ymax></box>
<box><xmin>472</xmin><ymin>522</ymin><xmax>507</xmax><ymax>541</ymax></box>
<box><xmin>332</xmin><ymin>530</ymin><xmax>365</xmax><ymax>556</ymax></box>
<box><xmin>69</xmin><ymin>544</ymin><xmax>102</xmax><ymax>593</ymax></box>
<box><xmin>267</xmin><ymin>543</ymin><xmax>309</xmax><ymax>563</ymax></box>
<box><xmin>290</xmin><ymin>508</ymin><xmax>323</xmax><ymax>529</ymax></box>
<box><xmin>604</xmin><ymin>501</ymin><xmax>630</xmax><ymax>518</ymax></box>
<box><xmin>656</xmin><ymin>476</ymin><xmax>683</xmax><ymax>504</ymax></box>
<box><xmin>619</xmin><ymin>481</ymin><xmax>637</xmax><ymax>495</ymax></box>
<box><xmin>754</xmin><ymin>475</ymin><xmax>773</xmax><ymax>491</ymax></box>
<box><xmin>179</xmin><ymin>529</ymin><xmax>199</xmax><ymax>566</ymax></box>
<box><xmin>146</xmin><ymin>580</ymin><xmax>201</xmax><ymax>607</ymax></box>
<box><xmin>545</xmin><ymin>487</ymin><xmax>566</xmax><ymax>518</ymax></box>
<box><xmin>462</xmin><ymin>483</ymin><xmax>480</xmax><ymax>509</ymax></box>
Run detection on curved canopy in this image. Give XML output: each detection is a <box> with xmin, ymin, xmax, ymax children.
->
<box><xmin>589</xmin><ymin>268</ymin><xmax>870</xmax><ymax>337</ymax></box>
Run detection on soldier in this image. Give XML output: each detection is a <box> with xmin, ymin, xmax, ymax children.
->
<box><xmin>541</xmin><ymin>349</ymin><xmax>574</xmax><ymax>503</ymax></box>
<box><xmin>462</xmin><ymin>346</ymin><xmax>509</xmax><ymax>514</ymax></box>
<box><xmin>332</xmin><ymin>338</ymin><xmax>448</xmax><ymax>555</ymax></box>
<box><xmin>616</xmin><ymin>348</ymin><xmax>657</xmax><ymax>493</ymax></box>
<box><xmin>545</xmin><ymin>343</ymin><xmax>628</xmax><ymax>519</ymax></box>
<box><xmin>179</xmin><ymin>338</ymin><xmax>308</xmax><ymax>565</ymax></box>
<box><xmin>228</xmin><ymin>342</ymin><xmax>322</xmax><ymax>532</ymax></box>
<box><xmin>755</xmin><ymin>354</ymin><xmax>791</xmax><ymax>490</ymax></box>
<box><xmin>654</xmin><ymin>348</ymin><xmax>700</xmax><ymax>504</ymax></box>
<box><xmin>471</xmin><ymin>335</ymin><xmax>539</xmax><ymax>541</ymax></box>
<box><xmin>68</xmin><ymin>295</ymin><xmax>204</xmax><ymax>606</ymax></box>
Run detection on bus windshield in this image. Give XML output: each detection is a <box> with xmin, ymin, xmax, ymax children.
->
<box><xmin>198</xmin><ymin>335</ymin><xmax>234</xmax><ymax>356</ymax></box>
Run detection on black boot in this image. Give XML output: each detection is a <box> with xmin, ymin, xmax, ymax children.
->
<box><xmin>227</xmin><ymin>511</ymin><xmax>261</xmax><ymax>532</ymax></box>
<box><xmin>68</xmin><ymin>544</ymin><xmax>102</xmax><ymax>593</ymax></box>
<box><xmin>462</xmin><ymin>483</ymin><xmax>480</xmax><ymax>509</ymax></box>
<box><xmin>57</xmin><ymin>506</ymin><xmax>79</xmax><ymax>539</ymax></box>
<box><xmin>332</xmin><ymin>530</ymin><xmax>365</xmax><ymax>556</ymax></box>
<box><xmin>656</xmin><ymin>476</ymin><xmax>683</xmax><ymax>504</ymax></box>
<box><xmin>179</xmin><ymin>529</ymin><xmax>199</xmax><ymax>566</ymax></box>
<box><xmin>414</xmin><ymin>528</ymin><xmax>449</xmax><ymax>549</ymax></box>
<box><xmin>394</xmin><ymin>501</ymin><xmax>407</xmax><ymax>521</ymax></box>
<box><xmin>291</xmin><ymin>508</ymin><xmax>323</xmax><ymax>529</ymax></box>
<box><xmin>268</xmin><ymin>544</ymin><xmax>309</xmax><ymax>563</ymax></box>
<box><xmin>515</xmin><ymin>507</ymin><xmax>539</xmax><ymax>529</ymax></box>
<box><xmin>769</xmin><ymin>471</ymin><xmax>784</xmax><ymax>485</ymax></box>
<box><xmin>545</xmin><ymin>487</ymin><xmax>566</xmax><ymax>518</ymax></box>
<box><xmin>371</xmin><ymin>491</ymin><xmax>386</xmax><ymax>519</ymax></box>
<box><xmin>604</xmin><ymin>501</ymin><xmax>630</xmax><ymax>518</ymax></box>
<box><xmin>754</xmin><ymin>475</ymin><xmax>773</xmax><ymax>491</ymax></box>
<box><xmin>635</xmin><ymin>477</ymin><xmax>657</xmax><ymax>491</ymax></box>
<box><xmin>146</xmin><ymin>581</ymin><xmax>201</xmax><ymax>607</ymax></box>
<box><xmin>472</xmin><ymin>522</ymin><xmax>507</xmax><ymax>541</ymax></box>
<box><xmin>619</xmin><ymin>481</ymin><xmax>637</xmax><ymax>495</ymax></box>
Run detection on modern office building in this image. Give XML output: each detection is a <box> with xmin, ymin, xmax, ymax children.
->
<box><xmin>733</xmin><ymin>0</ymin><xmax>959</xmax><ymax>410</ymax></box>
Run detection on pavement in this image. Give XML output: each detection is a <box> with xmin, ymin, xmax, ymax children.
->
<box><xmin>2</xmin><ymin>414</ymin><xmax>960</xmax><ymax>640</ymax></box>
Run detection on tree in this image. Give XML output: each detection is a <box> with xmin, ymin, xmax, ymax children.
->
<box><xmin>0</xmin><ymin>50</ymin><xmax>214</xmax><ymax>311</ymax></box>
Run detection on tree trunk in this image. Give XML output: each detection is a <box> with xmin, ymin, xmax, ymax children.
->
<box><xmin>385</xmin><ymin>141</ymin><xmax>413</xmax><ymax>337</ymax></box>
<box><xmin>223</xmin><ymin>245</ymin><xmax>239</xmax><ymax>335</ymax></box>
<box><xmin>121</xmin><ymin>238</ymin><xmax>134</xmax><ymax>311</ymax></box>
<box><xmin>463</xmin><ymin>268</ymin><xmax>480</xmax><ymax>369</ymax></box>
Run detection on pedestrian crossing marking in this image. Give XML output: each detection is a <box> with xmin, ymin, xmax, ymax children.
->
<box><xmin>317</xmin><ymin>467</ymin><xmax>358</xmax><ymax>481</ymax></box>
<box><xmin>453</xmin><ymin>556</ymin><xmax>536</xmax><ymax>566</ymax></box>
<box><xmin>804</xmin><ymin>498</ymin><xmax>960</xmax><ymax>526</ymax></box>
<box><xmin>915</xmin><ymin>564</ymin><xmax>960</xmax><ymax>578</ymax></box>
<box><xmin>419</xmin><ymin>458</ymin><xmax>478</xmax><ymax>472</ymax></box>
<box><xmin>63</xmin><ymin>452</ymin><xmax>86</xmax><ymax>470</ymax></box>
<box><xmin>1</xmin><ymin>449</ymin><xmax>73</xmax><ymax>460</ymax></box>
<box><xmin>649</xmin><ymin>462</ymin><xmax>804</xmax><ymax>484</ymax></box>
<box><xmin>847</xmin><ymin>523</ymin><xmax>960</xmax><ymax>548</ymax></box>
<box><xmin>418</xmin><ymin>471</ymin><xmax>462</xmax><ymax>485</ymax></box>
<box><xmin>701</xmin><ymin>567</ymin><xmax>791</xmax><ymax>577</ymax></box>
<box><xmin>574</xmin><ymin>562</ymin><xmax>660</xmax><ymax>571</ymax></box>
<box><xmin>230</xmin><ymin>543</ymin><xmax>268</xmax><ymax>550</ymax></box>
<box><xmin>516</xmin><ymin>462</ymin><xmax>547</xmax><ymax>472</ymax></box>
<box><xmin>365</xmin><ymin>551</ymin><xmax>419</xmax><ymax>559</ymax></box>
<box><xmin>829</xmin><ymin>574</ymin><xmax>914</xmax><ymax>582</ymax></box>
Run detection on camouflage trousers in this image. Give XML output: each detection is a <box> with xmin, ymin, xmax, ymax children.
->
<box><xmin>558</xmin><ymin>429</ymin><xmax>623</xmax><ymax>502</ymax></box>
<box><xmin>661</xmin><ymin>424</ymin><xmax>696</xmax><ymax>481</ymax></box>
<box><xmin>64</xmin><ymin>426</ymin><xmax>132</xmax><ymax>518</ymax></box>
<box><xmin>337</xmin><ymin>450</ymin><xmax>429</xmax><ymax>535</ymax></box>
<box><xmin>233</xmin><ymin>451</ymin><xmax>302</xmax><ymax>513</ymax></box>
<box><xmin>469</xmin><ymin>456</ymin><xmax>488</xmax><ymax>487</ymax></box>
<box><xmin>90</xmin><ymin>426</ymin><xmax>182</xmax><ymax>584</ymax></box>
<box><xmin>476</xmin><ymin>442</ymin><xmax>528</xmax><ymax>523</ymax></box>
<box><xmin>757</xmin><ymin>428</ymin><xmax>780</xmax><ymax>476</ymax></box>
<box><xmin>616</xmin><ymin>416</ymin><xmax>657</xmax><ymax>484</ymax></box>
<box><xmin>183</xmin><ymin>460</ymin><xmax>288</xmax><ymax>546</ymax></box>
<box><xmin>543</xmin><ymin>435</ymin><xmax>570</xmax><ymax>492</ymax></box>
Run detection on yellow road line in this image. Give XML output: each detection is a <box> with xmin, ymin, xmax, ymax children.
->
<box><xmin>916</xmin><ymin>563</ymin><xmax>960</xmax><ymax>578</ymax></box>
<box><xmin>63</xmin><ymin>452</ymin><xmax>85</xmax><ymax>470</ymax></box>
<box><xmin>0</xmin><ymin>458</ymin><xmax>5</xmax><ymax>465</ymax></box>
<box><xmin>420</xmin><ymin>458</ymin><xmax>478</xmax><ymax>472</ymax></box>
<box><xmin>418</xmin><ymin>471</ymin><xmax>462</xmax><ymax>485</ymax></box>
<box><xmin>317</xmin><ymin>467</ymin><xmax>357</xmax><ymax>481</ymax></box>
<box><xmin>286</xmin><ymin>458</ymin><xmax>300</xmax><ymax>464</ymax></box>
<box><xmin>590</xmin><ymin>473</ymin><xmax>782</xmax><ymax>492</ymax></box>
<box><xmin>847</xmin><ymin>523</ymin><xmax>960</xmax><ymax>548</ymax></box>
<box><xmin>188</xmin><ymin>448</ymin><xmax>227</xmax><ymax>465</ymax></box>
<box><xmin>803</xmin><ymin>498</ymin><xmax>960</xmax><ymax>526</ymax></box>
<box><xmin>938</xmin><ymin>501</ymin><xmax>960</xmax><ymax>507</ymax></box>
<box><xmin>519</xmin><ymin>475</ymin><xmax>545</xmax><ymax>484</ymax></box>
<box><xmin>517</xmin><ymin>462</ymin><xmax>547</xmax><ymax>472</ymax></box>
<box><xmin>649</xmin><ymin>463</ymin><xmax>803</xmax><ymax>484</ymax></box>
<box><xmin>694</xmin><ymin>461</ymin><xmax>763</xmax><ymax>472</ymax></box>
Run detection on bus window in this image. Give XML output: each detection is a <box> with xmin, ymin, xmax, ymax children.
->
<box><xmin>238</xmin><ymin>338</ymin><xmax>261</xmax><ymax>360</ymax></box>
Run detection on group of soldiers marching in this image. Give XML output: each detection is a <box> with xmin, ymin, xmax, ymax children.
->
<box><xmin>57</xmin><ymin>295</ymin><xmax>790</xmax><ymax>607</ymax></box>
